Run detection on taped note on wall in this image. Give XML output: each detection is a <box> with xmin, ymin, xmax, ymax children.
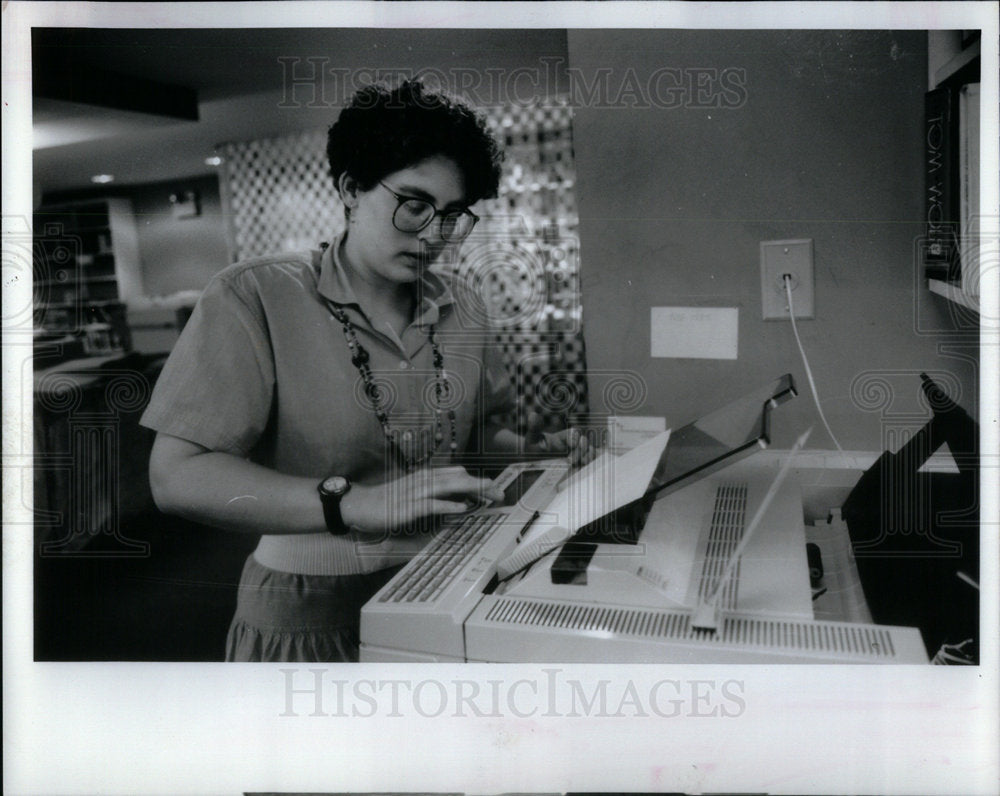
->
<box><xmin>650</xmin><ymin>307</ymin><xmax>739</xmax><ymax>360</ymax></box>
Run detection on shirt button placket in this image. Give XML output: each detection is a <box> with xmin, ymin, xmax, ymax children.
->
<box><xmin>398</xmin><ymin>359</ymin><xmax>416</xmax><ymax>405</ymax></box>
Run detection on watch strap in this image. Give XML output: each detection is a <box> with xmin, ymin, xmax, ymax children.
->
<box><xmin>318</xmin><ymin>477</ymin><xmax>351</xmax><ymax>535</ymax></box>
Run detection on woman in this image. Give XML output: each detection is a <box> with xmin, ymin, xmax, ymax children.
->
<box><xmin>142</xmin><ymin>79</ymin><xmax>590</xmax><ymax>662</ymax></box>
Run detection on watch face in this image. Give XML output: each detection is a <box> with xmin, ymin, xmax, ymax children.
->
<box><xmin>321</xmin><ymin>476</ymin><xmax>349</xmax><ymax>496</ymax></box>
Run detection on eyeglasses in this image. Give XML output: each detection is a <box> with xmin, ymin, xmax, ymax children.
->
<box><xmin>378</xmin><ymin>181</ymin><xmax>479</xmax><ymax>242</ymax></box>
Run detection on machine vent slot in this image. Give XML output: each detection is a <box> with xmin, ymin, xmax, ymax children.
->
<box><xmin>697</xmin><ymin>482</ymin><xmax>747</xmax><ymax>610</ymax></box>
<box><xmin>481</xmin><ymin>598</ymin><xmax>903</xmax><ymax>659</ymax></box>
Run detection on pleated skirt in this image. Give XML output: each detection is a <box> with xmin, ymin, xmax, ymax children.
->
<box><xmin>225</xmin><ymin>553</ymin><xmax>402</xmax><ymax>662</ymax></box>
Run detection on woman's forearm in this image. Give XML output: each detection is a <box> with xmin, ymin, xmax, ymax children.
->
<box><xmin>151</xmin><ymin>443</ymin><xmax>327</xmax><ymax>534</ymax></box>
<box><xmin>483</xmin><ymin>419</ymin><xmax>564</xmax><ymax>456</ymax></box>
<box><xmin>149</xmin><ymin>434</ymin><xmax>502</xmax><ymax>536</ymax></box>
<box><xmin>482</xmin><ymin>421</ymin><xmax>524</xmax><ymax>455</ymax></box>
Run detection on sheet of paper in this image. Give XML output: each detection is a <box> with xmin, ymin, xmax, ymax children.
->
<box><xmin>497</xmin><ymin>429</ymin><xmax>671</xmax><ymax>578</ymax></box>
<box><xmin>650</xmin><ymin>306</ymin><xmax>739</xmax><ymax>359</ymax></box>
<box><xmin>607</xmin><ymin>414</ymin><xmax>667</xmax><ymax>454</ymax></box>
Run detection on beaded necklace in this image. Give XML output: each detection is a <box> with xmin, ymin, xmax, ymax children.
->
<box><xmin>328</xmin><ymin>302</ymin><xmax>457</xmax><ymax>471</ymax></box>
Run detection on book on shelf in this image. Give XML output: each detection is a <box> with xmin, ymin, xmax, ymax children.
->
<box><xmin>924</xmin><ymin>86</ymin><xmax>959</xmax><ymax>282</ymax></box>
<box><xmin>958</xmin><ymin>83</ymin><xmax>980</xmax><ymax>294</ymax></box>
<box><xmin>924</xmin><ymin>81</ymin><xmax>980</xmax><ymax>292</ymax></box>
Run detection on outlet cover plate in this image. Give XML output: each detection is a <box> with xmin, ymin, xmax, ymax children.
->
<box><xmin>761</xmin><ymin>239</ymin><xmax>814</xmax><ymax>320</ymax></box>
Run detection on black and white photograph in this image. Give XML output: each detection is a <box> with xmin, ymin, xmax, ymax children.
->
<box><xmin>4</xmin><ymin>1</ymin><xmax>998</xmax><ymax>794</ymax></box>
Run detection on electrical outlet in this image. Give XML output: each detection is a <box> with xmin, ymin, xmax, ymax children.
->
<box><xmin>761</xmin><ymin>239</ymin><xmax>814</xmax><ymax>320</ymax></box>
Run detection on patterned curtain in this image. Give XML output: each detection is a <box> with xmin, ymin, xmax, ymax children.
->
<box><xmin>218</xmin><ymin>99</ymin><xmax>587</xmax><ymax>432</ymax></box>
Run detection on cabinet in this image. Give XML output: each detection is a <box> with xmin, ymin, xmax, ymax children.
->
<box><xmin>925</xmin><ymin>31</ymin><xmax>981</xmax><ymax>311</ymax></box>
<box><xmin>33</xmin><ymin>197</ymin><xmax>142</xmax><ymax>349</ymax></box>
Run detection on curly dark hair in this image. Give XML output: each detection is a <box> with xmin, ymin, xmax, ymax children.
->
<box><xmin>326</xmin><ymin>79</ymin><xmax>504</xmax><ymax>206</ymax></box>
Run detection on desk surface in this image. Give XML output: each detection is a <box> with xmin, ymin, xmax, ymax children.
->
<box><xmin>33</xmin><ymin>353</ymin><xmax>143</xmax><ymax>394</ymax></box>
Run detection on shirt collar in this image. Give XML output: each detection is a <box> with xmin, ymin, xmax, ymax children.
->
<box><xmin>316</xmin><ymin>233</ymin><xmax>454</xmax><ymax>326</ymax></box>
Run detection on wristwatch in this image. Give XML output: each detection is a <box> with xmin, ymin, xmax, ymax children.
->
<box><xmin>318</xmin><ymin>475</ymin><xmax>352</xmax><ymax>535</ymax></box>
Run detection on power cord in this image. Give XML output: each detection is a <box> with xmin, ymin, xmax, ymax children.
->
<box><xmin>783</xmin><ymin>274</ymin><xmax>845</xmax><ymax>453</ymax></box>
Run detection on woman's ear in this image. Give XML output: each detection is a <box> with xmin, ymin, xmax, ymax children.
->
<box><xmin>336</xmin><ymin>172</ymin><xmax>360</xmax><ymax>210</ymax></box>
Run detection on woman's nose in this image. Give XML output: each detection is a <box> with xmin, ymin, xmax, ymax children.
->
<box><xmin>417</xmin><ymin>221</ymin><xmax>449</xmax><ymax>251</ymax></box>
<box><xmin>417</xmin><ymin>218</ymin><xmax>444</xmax><ymax>244</ymax></box>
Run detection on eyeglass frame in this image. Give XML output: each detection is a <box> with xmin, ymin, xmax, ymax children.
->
<box><xmin>377</xmin><ymin>181</ymin><xmax>479</xmax><ymax>242</ymax></box>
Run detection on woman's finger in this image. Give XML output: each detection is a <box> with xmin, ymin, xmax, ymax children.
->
<box><xmin>422</xmin><ymin>470</ymin><xmax>503</xmax><ymax>503</ymax></box>
<box><xmin>428</xmin><ymin>498</ymin><xmax>479</xmax><ymax>515</ymax></box>
<box><xmin>569</xmin><ymin>427</ymin><xmax>589</xmax><ymax>466</ymax></box>
<box><xmin>408</xmin><ymin>466</ymin><xmax>468</xmax><ymax>493</ymax></box>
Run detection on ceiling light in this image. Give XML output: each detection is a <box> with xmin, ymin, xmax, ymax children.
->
<box><xmin>90</xmin><ymin>174</ymin><xmax>114</xmax><ymax>184</ymax></box>
<box><xmin>205</xmin><ymin>156</ymin><xmax>223</xmax><ymax>166</ymax></box>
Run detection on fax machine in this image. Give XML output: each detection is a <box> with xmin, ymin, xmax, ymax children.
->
<box><xmin>360</xmin><ymin>375</ymin><xmax>929</xmax><ymax>664</ymax></box>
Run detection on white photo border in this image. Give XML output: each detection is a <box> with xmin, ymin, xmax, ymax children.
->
<box><xmin>4</xmin><ymin>2</ymin><xmax>998</xmax><ymax>794</ymax></box>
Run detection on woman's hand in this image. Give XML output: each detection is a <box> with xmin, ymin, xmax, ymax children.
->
<box><xmin>340</xmin><ymin>466</ymin><xmax>504</xmax><ymax>536</ymax></box>
<box><xmin>525</xmin><ymin>412</ymin><xmax>602</xmax><ymax>468</ymax></box>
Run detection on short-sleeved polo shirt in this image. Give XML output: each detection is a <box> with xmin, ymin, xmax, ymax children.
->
<box><xmin>141</xmin><ymin>237</ymin><xmax>516</xmax><ymax>574</ymax></box>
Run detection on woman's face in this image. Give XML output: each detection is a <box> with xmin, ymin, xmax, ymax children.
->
<box><xmin>343</xmin><ymin>155</ymin><xmax>469</xmax><ymax>287</ymax></box>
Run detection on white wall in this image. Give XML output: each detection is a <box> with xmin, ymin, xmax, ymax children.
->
<box><xmin>569</xmin><ymin>29</ymin><xmax>978</xmax><ymax>451</ymax></box>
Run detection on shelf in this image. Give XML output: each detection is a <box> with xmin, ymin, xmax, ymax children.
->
<box><xmin>927</xmin><ymin>278</ymin><xmax>978</xmax><ymax>311</ymax></box>
<box><xmin>36</xmin><ymin>276</ymin><xmax>118</xmax><ymax>287</ymax></box>
<box><xmin>38</xmin><ymin>300</ymin><xmax>124</xmax><ymax>309</ymax></box>
<box><xmin>925</xmin><ymin>33</ymin><xmax>981</xmax><ymax>314</ymax></box>
<box><xmin>34</xmin><ymin>198</ymin><xmax>142</xmax><ymax>335</ymax></box>
<box><xmin>934</xmin><ymin>38</ymin><xmax>981</xmax><ymax>87</ymax></box>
